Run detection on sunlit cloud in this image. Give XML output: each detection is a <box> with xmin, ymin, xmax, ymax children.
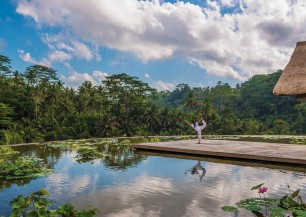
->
<box><xmin>18</xmin><ymin>49</ymin><xmax>50</xmax><ymax>66</ymax></box>
<box><xmin>92</xmin><ymin>70</ymin><xmax>108</xmax><ymax>82</ymax></box>
<box><xmin>61</xmin><ymin>70</ymin><xmax>108</xmax><ymax>88</ymax></box>
<box><xmin>153</xmin><ymin>80</ymin><xmax>174</xmax><ymax>91</ymax></box>
<box><xmin>42</xmin><ymin>34</ymin><xmax>94</xmax><ymax>61</ymax></box>
<box><xmin>61</xmin><ymin>71</ymin><xmax>97</xmax><ymax>88</ymax></box>
<box><xmin>48</xmin><ymin>50</ymin><xmax>72</xmax><ymax>62</ymax></box>
<box><xmin>15</xmin><ymin>0</ymin><xmax>306</xmax><ymax>81</ymax></box>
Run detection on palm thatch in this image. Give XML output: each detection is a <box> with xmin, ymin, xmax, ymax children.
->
<box><xmin>273</xmin><ymin>41</ymin><xmax>306</xmax><ymax>100</ymax></box>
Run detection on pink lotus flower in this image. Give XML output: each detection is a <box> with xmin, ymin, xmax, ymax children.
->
<box><xmin>258</xmin><ymin>187</ymin><xmax>268</xmax><ymax>194</ymax></box>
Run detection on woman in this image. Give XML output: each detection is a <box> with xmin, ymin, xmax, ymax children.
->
<box><xmin>186</xmin><ymin>117</ymin><xmax>207</xmax><ymax>144</ymax></box>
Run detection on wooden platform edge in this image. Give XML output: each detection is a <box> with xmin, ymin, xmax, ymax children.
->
<box><xmin>133</xmin><ymin>144</ymin><xmax>306</xmax><ymax>165</ymax></box>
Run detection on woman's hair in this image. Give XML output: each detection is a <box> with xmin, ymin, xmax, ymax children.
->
<box><xmin>192</xmin><ymin>122</ymin><xmax>196</xmax><ymax>128</ymax></box>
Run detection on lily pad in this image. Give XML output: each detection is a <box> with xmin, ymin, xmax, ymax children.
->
<box><xmin>221</xmin><ymin>206</ymin><xmax>238</xmax><ymax>212</ymax></box>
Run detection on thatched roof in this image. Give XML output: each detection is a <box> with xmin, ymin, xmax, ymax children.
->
<box><xmin>273</xmin><ymin>41</ymin><xmax>306</xmax><ymax>100</ymax></box>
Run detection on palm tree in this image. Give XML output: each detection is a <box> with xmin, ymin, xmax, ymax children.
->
<box><xmin>160</xmin><ymin>107</ymin><xmax>171</xmax><ymax>131</ymax></box>
<box><xmin>184</xmin><ymin>89</ymin><xmax>197</xmax><ymax>109</ymax></box>
<box><xmin>144</xmin><ymin>103</ymin><xmax>161</xmax><ymax>133</ymax></box>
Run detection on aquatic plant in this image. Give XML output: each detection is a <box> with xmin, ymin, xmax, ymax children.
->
<box><xmin>222</xmin><ymin>183</ymin><xmax>306</xmax><ymax>217</ymax></box>
<box><xmin>9</xmin><ymin>188</ymin><xmax>98</xmax><ymax>217</ymax></box>
<box><xmin>76</xmin><ymin>146</ymin><xmax>106</xmax><ymax>163</ymax></box>
<box><xmin>258</xmin><ymin>186</ymin><xmax>268</xmax><ymax>194</ymax></box>
<box><xmin>0</xmin><ymin>157</ymin><xmax>52</xmax><ymax>179</ymax></box>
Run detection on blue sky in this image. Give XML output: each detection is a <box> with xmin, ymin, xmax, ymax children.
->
<box><xmin>1</xmin><ymin>0</ymin><xmax>305</xmax><ymax>90</ymax></box>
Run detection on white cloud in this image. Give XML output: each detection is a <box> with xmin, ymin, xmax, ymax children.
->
<box><xmin>93</xmin><ymin>46</ymin><xmax>101</xmax><ymax>61</ymax></box>
<box><xmin>48</xmin><ymin>50</ymin><xmax>72</xmax><ymax>62</ymax></box>
<box><xmin>18</xmin><ymin>49</ymin><xmax>50</xmax><ymax>66</ymax></box>
<box><xmin>153</xmin><ymin>80</ymin><xmax>174</xmax><ymax>91</ymax></box>
<box><xmin>19</xmin><ymin>34</ymin><xmax>93</xmax><ymax>66</ymax></box>
<box><xmin>61</xmin><ymin>71</ymin><xmax>97</xmax><ymax>88</ymax></box>
<box><xmin>92</xmin><ymin>70</ymin><xmax>108</xmax><ymax>81</ymax></box>
<box><xmin>16</xmin><ymin>0</ymin><xmax>306</xmax><ymax>81</ymax></box>
<box><xmin>144</xmin><ymin>73</ymin><xmax>150</xmax><ymax>78</ymax></box>
<box><xmin>220</xmin><ymin>0</ymin><xmax>236</xmax><ymax>7</ymax></box>
<box><xmin>71</xmin><ymin>41</ymin><xmax>93</xmax><ymax>60</ymax></box>
<box><xmin>18</xmin><ymin>48</ymin><xmax>71</xmax><ymax>66</ymax></box>
<box><xmin>61</xmin><ymin>70</ymin><xmax>108</xmax><ymax>88</ymax></box>
<box><xmin>42</xmin><ymin>34</ymin><xmax>94</xmax><ymax>61</ymax></box>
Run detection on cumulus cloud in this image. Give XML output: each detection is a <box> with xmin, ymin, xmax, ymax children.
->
<box><xmin>18</xmin><ymin>49</ymin><xmax>50</xmax><ymax>66</ymax></box>
<box><xmin>18</xmin><ymin>48</ymin><xmax>72</xmax><ymax>66</ymax></box>
<box><xmin>153</xmin><ymin>80</ymin><xmax>174</xmax><ymax>91</ymax></box>
<box><xmin>48</xmin><ymin>50</ymin><xmax>72</xmax><ymax>62</ymax></box>
<box><xmin>92</xmin><ymin>70</ymin><xmax>108</xmax><ymax>81</ymax></box>
<box><xmin>61</xmin><ymin>72</ymin><xmax>97</xmax><ymax>88</ymax></box>
<box><xmin>42</xmin><ymin>34</ymin><xmax>94</xmax><ymax>61</ymax></box>
<box><xmin>16</xmin><ymin>0</ymin><xmax>306</xmax><ymax>81</ymax></box>
<box><xmin>220</xmin><ymin>0</ymin><xmax>236</xmax><ymax>7</ymax></box>
<box><xmin>61</xmin><ymin>70</ymin><xmax>108</xmax><ymax>88</ymax></box>
<box><xmin>71</xmin><ymin>41</ymin><xmax>93</xmax><ymax>60</ymax></box>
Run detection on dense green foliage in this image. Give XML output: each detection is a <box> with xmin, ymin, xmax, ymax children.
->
<box><xmin>9</xmin><ymin>188</ymin><xmax>98</xmax><ymax>217</ymax></box>
<box><xmin>0</xmin><ymin>156</ymin><xmax>52</xmax><ymax>179</ymax></box>
<box><xmin>0</xmin><ymin>146</ymin><xmax>19</xmax><ymax>162</ymax></box>
<box><xmin>0</xmin><ymin>54</ymin><xmax>305</xmax><ymax>144</ymax></box>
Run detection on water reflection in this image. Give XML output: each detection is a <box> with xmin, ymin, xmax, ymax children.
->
<box><xmin>2</xmin><ymin>144</ymin><xmax>306</xmax><ymax>217</ymax></box>
<box><xmin>0</xmin><ymin>144</ymin><xmax>62</xmax><ymax>192</ymax></box>
<box><xmin>97</xmin><ymin>144</ymin><xmax>147</xmax><ymax>170</ymax></box>
<box><xmin>185</xmin><ymin>161</ymin><xmax>206</xmax><ymax>182</ymax></box>
<box><xmin>0</xmin><ymin>178</ymin><xmax>32</xmax><ymax>191</ymax></box>
<box><xmin>12</xmin><ymin>144</ymin><xmax>62</xmax><ymax>169</ymax></box>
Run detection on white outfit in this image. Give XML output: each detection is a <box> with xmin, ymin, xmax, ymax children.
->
<box><xmin>194</xmin><ymin>161</ymin><xmax>206</xmax><ymax>182</ymax></box>
<box><xmin>191</xmin><ymin>120</ymin><xmax>207</xmax><ymax>143</ymax></box>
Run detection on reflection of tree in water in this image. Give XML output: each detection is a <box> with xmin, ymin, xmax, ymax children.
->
<box><xmin>97</xmin><ymin>144</ymin><xmax>147</xmax><ymax>170</ymax></box>
<box><xmin>0</xmin><ymin>178</ymin><xmax>32</xmax><ymax>192</ymax></box>
<box><xmin>0</xmin><ymin>145</ymin><xmax>62</xmax><ymax>191</ymax></box>
<box><xmin>12</xmin><ymin>144</ymin><xmax>62</xmax><ymax>169</ymax></box>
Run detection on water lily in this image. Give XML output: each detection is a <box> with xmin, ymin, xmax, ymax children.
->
<box><xmin>258</xmin><ymin>187</ymin><xmax>268</xmax><ymax>194</ymax></box>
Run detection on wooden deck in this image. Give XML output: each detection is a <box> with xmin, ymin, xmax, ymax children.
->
<box><xmin>133</xmin><ymin>139</ymin><xmax>306</xmax><ymax>165</ymax></box>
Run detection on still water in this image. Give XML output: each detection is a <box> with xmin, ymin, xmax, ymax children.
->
<box><xmin>1</xmin><ymin>143</ymin><xmax>306</xmax><ymax>217</ymax></box>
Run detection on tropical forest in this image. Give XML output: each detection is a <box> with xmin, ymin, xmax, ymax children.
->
<box><xmin>1</xmin><ymin>54</ymin><xmax>305</xmax><ymax>145</ymax></box>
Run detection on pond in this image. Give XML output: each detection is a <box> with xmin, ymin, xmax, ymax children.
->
<box><xmin>1</xmin><ymin>142</ymin><xmax>306</xmax><ymax>217</ymax></box>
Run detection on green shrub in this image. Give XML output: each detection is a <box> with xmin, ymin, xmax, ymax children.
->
<box><xmin>290</xmin><ymin>138</ymin><xmax>306</xmax><ymax>145</ymax></box>
<box><xmin>10</xmin><ymin>188</ymin><xmax>98</xmax><ymax>216</ymax></box>
<box><xmin>0</xmin><ymin>145</ymin><xmax>19</xmax><ymax>162</ymax></box>
<box><xmin>2</xmin><ymin>131</ymin><xmax>23</xmax><ymax>145</ymax></box>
